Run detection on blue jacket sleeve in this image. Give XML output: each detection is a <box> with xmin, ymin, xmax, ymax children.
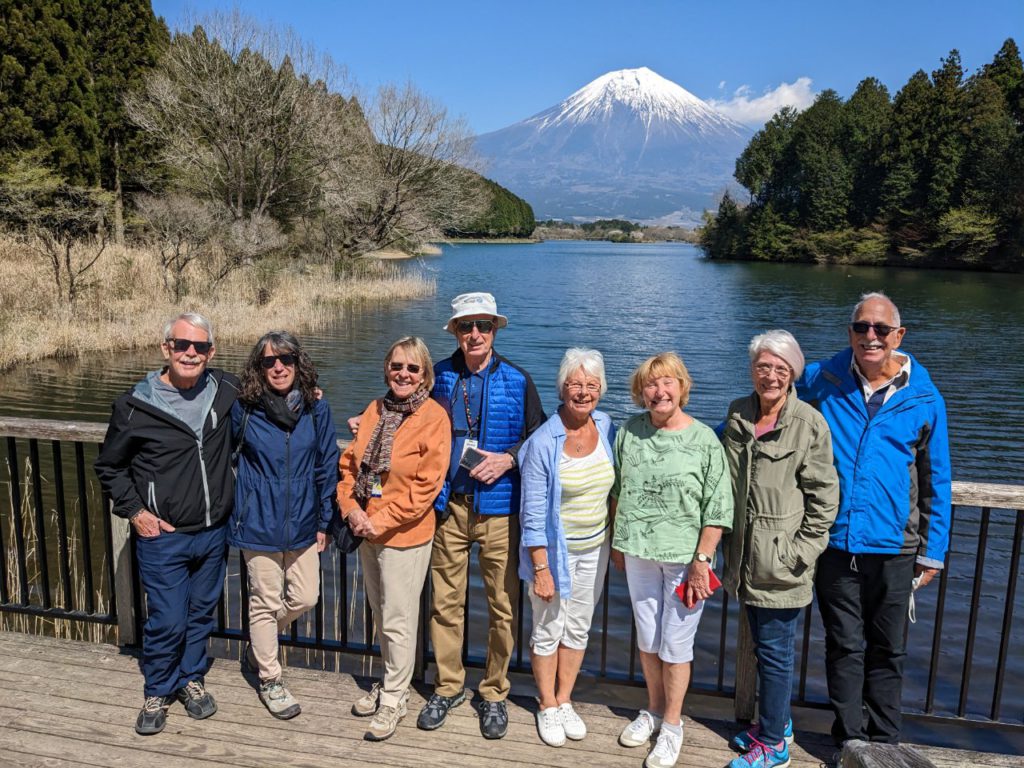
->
<box><xmin>916</xmin><ymin>395</ymin><xmax>952</xmax><ymax>564</ymax></box>
<box><xmin>314</xmin><ymin>400</ymin><xmax>341</xmax><ymax>530</ymax></box>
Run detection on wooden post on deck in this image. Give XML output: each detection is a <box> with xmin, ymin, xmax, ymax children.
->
<box><xmin>734</xmin><ymin>601</ymin><xmax>757</xmax><ymax>722</ymax></box>
<box><xmin>110</xmin><ymin>513</ymin><xmax>136</xmax><ymax>646</ymax></box>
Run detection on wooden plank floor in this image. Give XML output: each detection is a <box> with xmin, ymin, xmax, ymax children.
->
<box><xmin>0</xmin><ymin>631</ymin><xmax>1017</xmax><ymax>768</ymax></box>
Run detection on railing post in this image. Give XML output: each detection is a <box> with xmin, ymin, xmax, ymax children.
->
<box><xmin>734</xmin><ymin>600</ymin><xmax>757</xmax><ymax>722</ymax></box>
<box><xmin>110</xmin><ymin>511</ymin><xmax>136</xmax><ymax>646</ymax></box>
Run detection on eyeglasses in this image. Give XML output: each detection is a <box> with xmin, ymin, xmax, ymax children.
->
<box><xmin>564</xmin><ymin>382</ymin><xmax>601</xmax><ymax>395</ymax></box>
<box><xmin>753</xmin><ymin>363</ymin><xmax>792</xmax><ymax>378</ymax></box>
<box><xmin>849</xmin><ymin>321</ymin><xmax>898</xmax><ymax>337</ymax></box>
<box><xmin>455</xmin><ymin>319</ymin><xmax>495</xmax><ymax>334</ymax></box>
<box><xmin>166</xmin><ymin>338</ymin><xmax>213</xmax><ymax>355</ymax></box>
<box><xmin>389</xmin><ymin>362</ymin><xmax>422</xmax><ymax>374</ymax></box>
<box><xmin>261</xmin><ymin>354</ymin><xmax>296</xmax><ymax>369</ymax></box>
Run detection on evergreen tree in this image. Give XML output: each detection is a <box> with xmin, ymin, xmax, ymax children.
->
<box><xmin>843</xmin><ymin>78</ymin><xmax>892</xmax><ymax>226</ymax></box>
<box><xmin>790</xmin><ymin>90</ymin><xmax>852</xmax><ymax>231</ymax></box>
<box><xmin>925</xmin><ymin>51</ymin><xmax>966</xmax><ymax>220</ymax></box>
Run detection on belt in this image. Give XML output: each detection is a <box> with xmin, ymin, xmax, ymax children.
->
<box><xmin>451</xmin><ymin>492</ymin><xmax>474</xmax><ymax>505</ymax></box>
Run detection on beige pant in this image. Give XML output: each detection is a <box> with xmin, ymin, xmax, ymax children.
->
<box><xmin>429</xmin><ymin>496</ymin><xmax>520</xmax><ymax>701</ymax></box>
<box><xmin>243</xmin><ymin>543</ymin><xmax>320</xmax><ymax>681</ymax></box>
<box><xmin>361</xmin><ymin>540</ymin><xmax>433</xmax><ymax>708</ymax></box>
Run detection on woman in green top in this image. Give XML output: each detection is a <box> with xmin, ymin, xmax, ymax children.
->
<box><xmin>612</xmin><ymin>352</ymin><xmax>733</xmax><ymax>768</ymax></box>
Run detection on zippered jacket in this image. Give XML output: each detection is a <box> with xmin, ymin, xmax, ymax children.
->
<box><xmin>95</xmin><ymin>369</ymin><xmax>240</xmax><ymax>533</ymax></box>
<box><xmin>228</xmin><ymin>398</ymin><xmax>339</xmax><ymax>552</ymax></box>
<box><xmin>797</xmin><ymin>348</ymin><xmax>952</xmax><ymax>561</ymax></box>
<box><xmin>721</xmin><ymin>392</ymin><xmax>839</xmax><ymax>608</ymax></box>
<box><xmin>432</xmin><ymin>349</ymin><xmax>545</xmax><ymax>517</ymax></box>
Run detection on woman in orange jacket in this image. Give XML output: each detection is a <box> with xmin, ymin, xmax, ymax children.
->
<box><xmin>337</xmin><ymin>336</ymin><xmax>451</xmax><ymax>742</ymax></box>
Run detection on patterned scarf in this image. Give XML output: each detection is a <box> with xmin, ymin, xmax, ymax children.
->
<box><xmin>354</xmin><ymin>387</ymin><xmax>431</xmax><ymax>505</ymax></box>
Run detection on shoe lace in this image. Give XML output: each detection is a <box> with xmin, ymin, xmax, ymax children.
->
<box><xmin>560</xmin><ymin>704</ymin><xmax>582</xmax><ymax>725</ymax></box>
<box><xmin>424</xmin><ymin>694</ymin><xmax>448</xmax><ymax>717</ymax></box>
<box><xmin>143</xmin><ymin>695</ymin><xmax>168</xmax><ymax>713</ymax></box>
<box><xmin>738</xmin><ymin>740</ymin><xmax>770</xmax><ymax>766</ymax></box>
<box><xmin>479</xmin><ymin>701</ymin><xmax>505</xmax><ymax>726</ymax></box>
<box><xmin>540</xmin><ymin>708</ymin><xmax>560</xmax><ymax>728</ymax></box>
<box><xmin>181</xmin><ymin>679</ymin><xmax>206</xmax><ymax>701</ymax></box>
<box><xmin>629</xmin><ymin>710</ymin><xmax>654</xmax><ymax>734</ymax></box>
<box><xmin>262</xmin><ymin>681</ymin><xmax>286</xmax><ymax>700</ymax></box>
<box><xmin>376</xmin><ymin>704</ymin><xmax>398</xmax><ymax>722</ymax></box>
<box><xmin>652</xmin><ymin>727</ymin><xmax>681</xmax><ymax>759</ymax></box>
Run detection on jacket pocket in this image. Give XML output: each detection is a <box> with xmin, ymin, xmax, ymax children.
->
<box><xmin>748</xmin><ymin>521</ymin><xmax>803</xmax><ymax>588</ymax></box>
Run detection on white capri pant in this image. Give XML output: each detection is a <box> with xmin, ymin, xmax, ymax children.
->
<box><xmin>624</xmin><ymin>554</ymin><xmax>704</xmax><ymax>664</ymax></box>
<box><xmin>529</xmin><ymin>542</ymin><xmax>610</xmax><ymax>656</ymax></box>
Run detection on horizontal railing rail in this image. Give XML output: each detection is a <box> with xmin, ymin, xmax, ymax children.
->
<box><xmin>2</xmin><ymin>417</ymin><xmax>1021</xmax><ymax>734</ymax></box>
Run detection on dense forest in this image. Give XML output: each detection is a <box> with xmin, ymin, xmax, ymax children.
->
<box><xmin>447</xmin><ymin>178</ymin><xmax>536</xmax><ymax>239</ymax></box>
<box><xmin>700</xmin><ymin>40</ymin><xmax>1024</xmax><ymax>271</ymax></box>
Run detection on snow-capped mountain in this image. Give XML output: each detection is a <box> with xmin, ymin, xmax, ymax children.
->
<box><xmin>474</xmin><ymin>67</ymin><xmax>752</xmax><ymax>224</ymax></box>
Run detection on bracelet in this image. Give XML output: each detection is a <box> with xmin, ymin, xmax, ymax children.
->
<box><xmin>533</xmin><ymin>563</ymin><xmax>549</xmax><ymax>573</ymax></box>
<box><xmin>129</xmin><ymin>509</ymin><xmax>145</xmax><ymax>523</ymax></box>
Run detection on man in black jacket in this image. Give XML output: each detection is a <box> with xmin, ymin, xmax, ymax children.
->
<box><xmin>95</xmin><ymin>312</ymin><xmax>239</xmax><ymax>735</ymax></box>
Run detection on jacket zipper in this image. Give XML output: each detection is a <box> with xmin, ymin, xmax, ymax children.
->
<box><xmin>197</xmin><ymin>437</ymin><xmax>212</xmax><ymax>526</ymax></box>
<box><xmin>148</xmin><ymin>481</ymin><xmax>161</xmax><ymax>518</ymax></box>
<box><xmin>284</xmin><ymin>429</ymin><xmax>292</xmax><ymax>546</ymax></box>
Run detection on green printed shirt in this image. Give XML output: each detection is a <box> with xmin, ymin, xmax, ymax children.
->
<box><xmin>611</xmin><ymin>413</ymin><xmax>733</xmax><ymax>563</ymax></box>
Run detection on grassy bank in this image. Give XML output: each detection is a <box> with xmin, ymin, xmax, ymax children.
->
<box><xmin>0</xmin><ymin>235</ymin><xmax>434</xmax><ymax>371</ymax></box>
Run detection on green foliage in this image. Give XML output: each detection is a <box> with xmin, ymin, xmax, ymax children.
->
<box><xmin>449</xmin><ymin>177</ymin><xmax>535</xmax><ymax>238</ymax></box>
<box><xmin>700</xmin><ymin>38</ymin><xmax>1024</xmax><ymax>272</ymax></box>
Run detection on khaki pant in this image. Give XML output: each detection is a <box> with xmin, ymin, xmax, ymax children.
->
<box><xmin>361</xmin><ymin>540</ymin><xmax>433</xmax><ymax>708</ymax></box>
<box><xmin>243</xmin><ymin>543</ymin><xmax>320</xmax><ymax>681</ymax></box>
<box><xmin>429</xmin><ymin>496</ymin><xmax>520</xmax><ymax>701</ymax></box>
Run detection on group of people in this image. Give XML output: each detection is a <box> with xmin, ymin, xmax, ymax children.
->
<box><xmin>94</xmin><ymin>289</ymin><xmax>951</xmax><ymax>768</ymax></box>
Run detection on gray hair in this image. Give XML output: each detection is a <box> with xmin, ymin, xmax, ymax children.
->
<box><xmin>556</xmin><ymin>347</ymin><xmax>607</xmax><ymax>400</ymax></box>
<box><xmin>163</xmin><ymin>312</ymin><xmax>215</xmax><ymax>346</ymax></box>
<box><xmin>851</xmin><ymin>291</ymin><xmax>901</xmax><ymax>327</ymax></box>
<box><xmin>748</xmin><ymin>330</ymin><xmax>805</xmax><ymax>381</ymax></box>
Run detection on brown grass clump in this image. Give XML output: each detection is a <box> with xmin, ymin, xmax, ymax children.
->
<box><xmin>0</xmin><ymin>234</ymin><xmax>434</xmax><ymax>370</ymax></box>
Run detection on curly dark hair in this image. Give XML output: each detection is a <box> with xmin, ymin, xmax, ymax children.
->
<box><xmin>239</xmin><ymin>330</ymin><xmax>318</xmax><ymax>408</ymax></box>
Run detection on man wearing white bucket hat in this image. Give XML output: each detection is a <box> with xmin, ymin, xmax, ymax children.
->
<box><xmin>416</xmin><ymin>291</ymin><xmax>545</xmax><ymax>740</ymax></box>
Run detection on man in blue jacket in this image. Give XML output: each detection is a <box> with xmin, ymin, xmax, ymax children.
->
<box><xmin>95</xmin><ymin>313</ymin><xmax>239</xmax><ymax>736</ymax></box>
<box><xmin>416</xmin><ymin>292</ymin><xmax>545</xmax><ymax>739</ymax></box>
<box><xmin>798</xmin><ymin>292</ymin><xmax>951</xmax><ymax>752</ymax></box>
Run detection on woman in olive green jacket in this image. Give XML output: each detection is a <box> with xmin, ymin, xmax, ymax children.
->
<box><xmin>720</xmin><ymin>330</ymin><xmax>839</xmax><ymax>768</ymax></box>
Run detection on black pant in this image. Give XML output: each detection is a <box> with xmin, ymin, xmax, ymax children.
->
<box><xmin>815</xmin><ymin>547</ymin><xmax>915</xmax><ymax>745</ymax></box>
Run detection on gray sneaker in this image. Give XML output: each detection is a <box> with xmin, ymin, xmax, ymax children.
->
<box><xmin>352</xmin><ymin>681</ymin><xmax>382</xmax><ymax>717</ymax></box>
<box><xmin>365</xmin><ymin>695</ymin><xmax>408</xmax><ymax>741</ymax></box>
<box><xmin>259</xmin><ymin>679</ymin><xmax>301</xmax><ymax>720</ymax></box>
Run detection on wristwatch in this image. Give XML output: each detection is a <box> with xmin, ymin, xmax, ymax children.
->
<box><xmin>694</xmin><ymin>552</ymin><xmax>712</xmax><ymax>564</ymax></box>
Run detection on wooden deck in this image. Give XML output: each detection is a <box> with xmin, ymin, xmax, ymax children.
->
<box><xmin>0</xmin><ymin>631</ymin><xmax>1018</xmax><ymax>768</ymax></box>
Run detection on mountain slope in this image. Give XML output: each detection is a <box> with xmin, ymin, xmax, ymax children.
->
<box><xmin>474</xmin><ymin>67</ymin><xmax>751</xmax><ymax>224</ymax></box>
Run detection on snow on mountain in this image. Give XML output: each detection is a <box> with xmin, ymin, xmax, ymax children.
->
<box><xmin>474</xmin><ymin>67</ymin><xmax>751</xmax><ymax>224</ymax></box>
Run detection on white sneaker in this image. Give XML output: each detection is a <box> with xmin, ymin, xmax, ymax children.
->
<box><xmin>536</xmin><ymin>706</ymin><xmax>566</xmax><ymax>747</ymax></box>
<box><xmin>558</xmin><ymin>702</ymin><xmax>586</xmax><ymax>740</ymax></box>
<box><xmin>619</xmin><ymin>709</ymin><xmax>662</xmax><ymax>747</ymax></box>
<box><xmin>644</xmin><ymin>723</ymin><xmax>684</xmax><ymax>768</ymax></box>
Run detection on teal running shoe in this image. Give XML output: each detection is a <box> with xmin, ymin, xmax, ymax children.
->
<box><xmin>727</xmin><ymin>739</ymin><xmax>791</xmax><ymax>768</ymax></box>
<box><xmin>732</xmin><ymin>719</ymin><xmax>794</xmax><ymax>751</ymax></box>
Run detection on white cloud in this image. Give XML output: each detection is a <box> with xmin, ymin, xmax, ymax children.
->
<box><xmin>708</xmin><ymin>77</ymin><xmax>816</xmax><ymax>127</ymax></box>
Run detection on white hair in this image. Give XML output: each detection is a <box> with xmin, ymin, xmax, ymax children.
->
<box><xmin>748</xmin><ymin>330</ymin><xmax>805</xmax><ymax>381</ymax></box>
<box><xmin>163</xmin><ymin>312</ymin><xmax>215</xmax><ymax>346</ymax></box>
<box><xmin>556</xmin><ymin>348</ymin><xmax>607</xmax><ymax>400</ymax></box>
<box><xmin>851</xmin><ymin>291</ymin><xmax>901</xmax><ymax>327</ymax></box>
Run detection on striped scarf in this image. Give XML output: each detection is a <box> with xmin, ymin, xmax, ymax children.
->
<box><xmin>354</xmin><ymin>387</ymin><xmax>431</xmax><ymax>505</ymax></box>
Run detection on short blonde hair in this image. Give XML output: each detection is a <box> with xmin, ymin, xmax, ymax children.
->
<box><xmin>630</xmin><ymin>352</ymin><xmax>692</xmax><ymax>409</ymax></box>
<box><xmin>383</xmin><ymin>336</ymin><xmax>434</xmax><ymax>392</ymax></box>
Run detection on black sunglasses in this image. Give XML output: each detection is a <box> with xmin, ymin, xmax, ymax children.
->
<box><xmin>389</xmin><ymin>362</ymin><xmax>422</xmax><ymax>374</ymax></box>
<box><xmin>849</xmin><ymin>321</ymin><xmax>898</xmax><ymax>337</ymax></box>
<box><xmin>166</xmin><ymin>338</ymin><xmax>213</xmax><ymax>355</ymax></box>
<box><xmin>455</xmin><ymin>319</ymin><xmax>495</xmax><ymax>334</ymax></box>
<box><xmin>261</xmin><ymin>354</ymin><xmax>297</xmax><ymax>369</ymax></box>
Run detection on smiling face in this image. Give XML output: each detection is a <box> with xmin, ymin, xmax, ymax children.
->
<box><xmin>455</xmin><ymin>314</ymin><xmax>496</xmax><ymax>370</ymax></box>
<box><xmin>387</xmin><ymin>345</ymin><xmax>425</xmax><ymax>400</ymax></box>
<box><xmin>161</xmin><ymin>319</ymin><xmax>213</xmax><ymax>389</ymax></box>
<box><xmin>642</xmin><ymin>375</ymin><xmax>683</xmax><ymax>420</ymax></box>
<box><xmin>561</xmin><ymin>367</ymin><xmax>602</xmax><ymax>419</ymax></box>
<box><xmin>751</xmin><ymin>351</ymin><xmax>792</xmax><ymax>411</ymax></box>
<box><xmin>848</xmin><ymin>297</ymin><xmax>905</xmax><ymax>376</ymax></box>
<box><xmin>262</xmin><ymin>341</ymin><xmax>296</xmax><ymax>394</ymax></box>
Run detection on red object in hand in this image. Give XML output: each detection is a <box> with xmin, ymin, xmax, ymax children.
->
<box><xmin>675</xmin><ymin>569</ymin><xmax>722</xmax><ymax>603</ymax></box>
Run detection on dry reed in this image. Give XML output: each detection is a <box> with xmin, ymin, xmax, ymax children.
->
<box><xmin>0</xmin><ymin>234</ymin><xmax>435</xmax><ymax>371</ymax></box>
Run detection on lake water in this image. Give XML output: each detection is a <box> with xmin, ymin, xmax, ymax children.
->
<box><xmin>1</xmin><ymin>241</ymin><xmax>1021</xmax><ymax>729</ymax></box>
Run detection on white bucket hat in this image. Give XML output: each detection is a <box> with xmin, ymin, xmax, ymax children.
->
<box><xmin>443</xmin><ymin>292</ymin><xmax>509</xmax><ymax>334</ymax></box>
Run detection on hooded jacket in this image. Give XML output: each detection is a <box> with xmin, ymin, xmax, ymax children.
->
<box><xmin>95</xmin><ymin>369</ymin><xmax>239</xmax><ymax>533</ymax></box>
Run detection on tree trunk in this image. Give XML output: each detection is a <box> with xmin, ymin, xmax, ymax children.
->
<box><xmin>113</xmin><ymin>140</ymin><xmax>124</xmax><ymax>246</ymax></box>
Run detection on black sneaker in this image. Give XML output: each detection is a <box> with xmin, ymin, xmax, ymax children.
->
<box><xmin>478</xmin><ymin>699</ymin><xmax>509</xmax><ymax>740</ymax></box>
<box><xmin>416</xmin><ymin>690</ymin><xmax>466</xmax><ymax>730</ymax></box>
<box><xmin>176</xmin><ymin>679</ymin><xmax>218</xmax><ymax>720</ymax></box>
<box><xmin>135</xmin><ymin>695</ymin><xmax>171</xmax><ymax>735</ymax></box>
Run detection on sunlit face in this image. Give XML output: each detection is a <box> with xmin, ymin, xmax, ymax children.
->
<box><xmin>262</xmin><ymin>342</ymin><xmax>296</xmax><ymax>394</ymax></box>
<box><xmin>455</xmin><ymin>314</ymin><xmax>496</xmax><ymax>363</ymax></box>
<box><xmin>642</xmin><ymin>375</ymin><xmax>682</xmax><ymax>417</ymax></box>
<box><xmin>848</xmin><ymin>298</ymin><xmax>905</xmax><ymax>372</ymax></box>
<box><xmin>161</xmin><ymin>319</ymin><xmax>214</xmax><ymax>388</ymax></box>
<box><xmin>387</xmin><ymin>346</ymin><xmax>425</xmax><ymax>400</ymax></box>
<box><xmin>561</xmin><ymin>367</ymin><xmax>602</xmax><ymax>418</ymax></box>
<box><xmin>751</xmin><ymin>351</ymin><xmax>792</xmax><ymax>410</ymax></box>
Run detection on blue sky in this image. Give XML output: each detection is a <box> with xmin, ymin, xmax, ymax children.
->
<box><xmin>151</xmin><ymin>1</ymin><xmax>1021</xmax><ymax>133</ymax></box>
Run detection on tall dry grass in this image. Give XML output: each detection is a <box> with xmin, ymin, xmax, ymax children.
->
<box><xmin>0</xmin><ymin>234</ymin><xmax>434</xmax><ymax>370</ymax></box>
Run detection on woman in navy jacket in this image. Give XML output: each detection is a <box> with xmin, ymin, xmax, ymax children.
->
<box><xmin>229</xmin><ymin>331</ymin><xmax>339</xmax><ymax>720</ymax></box>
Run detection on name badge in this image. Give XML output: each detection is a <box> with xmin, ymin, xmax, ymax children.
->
<box><xmin>461</xmin><ymin>439</ymin><xmax>478</xmax><ymax>459</ymax></box>
<box><xmin>371</xmin><ymin>475</ymin><xmax>383</xmax><ymax>498</ymax></box>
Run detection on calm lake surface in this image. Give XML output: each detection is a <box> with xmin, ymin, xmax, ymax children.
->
<box><xmin>1</xmin><ymin>241</ymin><xmax>1021</xmax><ymax>728</ymax></box>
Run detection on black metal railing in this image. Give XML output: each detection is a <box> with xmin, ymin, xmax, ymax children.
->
<box><xmin>1</xmin><ymin>417</ymin><xmax>1021</xmax><ymax>733</ymax></box>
